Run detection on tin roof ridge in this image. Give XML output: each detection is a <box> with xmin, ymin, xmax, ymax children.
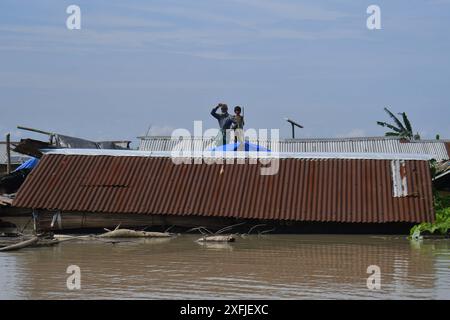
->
<box><xmin>42</xmin><ymin>148</ymin><xmax>434</xmax><ymax>161</ymax></box>
<box><xmin>136</xmin><ymin>135</ymin><xmax>449</xmax><ymax>143</ymax></box>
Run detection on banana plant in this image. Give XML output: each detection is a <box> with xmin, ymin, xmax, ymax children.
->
<box><xmin>376</xmin><ymin>107</ymin><xmax>420</xmax><ymax>140</ymax></box>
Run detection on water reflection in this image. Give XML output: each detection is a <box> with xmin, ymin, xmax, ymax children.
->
<box><xmin>0</xmin><ymin>235</ymin><xmax>449</xmax><ymax>299</ymax></box>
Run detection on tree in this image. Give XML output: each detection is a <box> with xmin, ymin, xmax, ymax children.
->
<box><xmin>376</xmin><ymin>107</ymin><xmax>420</xmax><ymax>140</ymax></box>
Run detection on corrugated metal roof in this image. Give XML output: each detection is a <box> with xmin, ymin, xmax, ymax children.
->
<box><xmin>138</xmin><ymin>136</ymin><xmax>450</xmax><ymax>161</ymax></box>
<box><xmin>0</xmin><ymin>142</ymin><xmax>30</xmax><ymax>165</ymax></box>
<box><xmin>13</xmin><ymin>154</ymin><xmax>434</xmax><ymax>223</ymax></box>
<box><xmin>41</xmin><ymin>148</ymin><xmax>434</xmax><ymax>161</ymax></box>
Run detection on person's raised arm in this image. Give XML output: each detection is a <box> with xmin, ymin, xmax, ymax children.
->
<box><xmin>210</xmin><ymin>104</ymin><xmax>221</xmax><ymax>120</ymax></box>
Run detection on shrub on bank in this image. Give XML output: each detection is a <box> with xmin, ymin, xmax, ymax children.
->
<box><xmin>410</xmin><ymin>193</ymin><xmax>450</xmax><ymax>237</ymax></box>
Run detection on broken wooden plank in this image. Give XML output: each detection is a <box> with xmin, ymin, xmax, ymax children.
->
<box><xmin>13</xmin><ymin>138</ymin><xmax>53</xmax><ymax>158</ymax></box>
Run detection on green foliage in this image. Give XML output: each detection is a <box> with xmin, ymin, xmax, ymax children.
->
<box><xmin>436</xmin><ymin>193</ymin><xmax>450</xmax><ymax>209</ymax></box>
<box><xmin>376</xmin><ymin>107</ymin><xmax>418</xmax><ymax>140</ymax></box>
<box><xmin>410</xmin><ymin>193</ymin><xmax>450</xmax><ymax>237</ymax></box>
<box><xmin>401</xmin><ymin>112</ymin><xmax>412</xmax><ymax>133</ymax></box>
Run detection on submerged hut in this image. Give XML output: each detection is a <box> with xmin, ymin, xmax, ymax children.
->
<box><xmin>6</xmin><ymin>148</ymin><xmax>436</xmax><ymax>234</ymax></box>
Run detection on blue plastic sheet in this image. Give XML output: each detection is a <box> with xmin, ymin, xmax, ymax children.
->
<box><xmin>210</xmin><ymin>141</ymin><xmax>270</xmax><ymax>152</ymax></box>
<box><xmin>14</xmin><ymin>157</ymin><xmax>39</xmax><ymax>171</ymax></box>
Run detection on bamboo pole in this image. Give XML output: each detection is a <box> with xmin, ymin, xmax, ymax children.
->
<box><xmin>16</xmin><ymin>126</ymin><xmax>54</xmax><ymax>136</ymax></box>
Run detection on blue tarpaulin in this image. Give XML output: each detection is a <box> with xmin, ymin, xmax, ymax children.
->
<box><xmin>210</xmin><ymin>141</ymin><xmax>270</xmax><ymax>152</ymax></box>
<box><xmin>14</xmin><ymin>157</ymin><xmax>39</xmax><ymax>172</ymax></box>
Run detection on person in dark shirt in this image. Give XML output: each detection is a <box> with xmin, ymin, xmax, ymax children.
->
<box><xmin>211</xmin><ymin>103</ymin><xmax>232</xmax><ymax>145</ymax></box>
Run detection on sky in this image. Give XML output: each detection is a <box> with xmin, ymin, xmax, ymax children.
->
<box><xmin>0</xmin><ymin>0</ymin><xmax>449</xmax><ymax>147</ymax></box>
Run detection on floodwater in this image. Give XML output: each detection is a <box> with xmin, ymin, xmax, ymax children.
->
<box><xmin>0</xmin><ymin>235</ymin><xmax>449</xmax><ymax>299</ymax></box>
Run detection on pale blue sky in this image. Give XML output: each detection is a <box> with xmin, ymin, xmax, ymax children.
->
<box><xmin>1</xmin><ymin>0</ymin><xmax>449</xmax><ymax>146</ymax></box>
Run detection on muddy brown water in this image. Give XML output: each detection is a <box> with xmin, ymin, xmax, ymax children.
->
<box><xmin>0</xmin><ymin>235</ymin><xmax>449</xmax><ymax>299</ymax></box>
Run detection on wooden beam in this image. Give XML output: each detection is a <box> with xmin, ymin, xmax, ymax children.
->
<box><xmin>6</xmin><ymin>133</ymin><xmax>11</xmax><ymax>174</ymax></box>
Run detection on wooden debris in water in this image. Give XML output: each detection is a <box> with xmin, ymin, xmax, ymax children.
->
<box><xmin>99</xmin><ymin>229</ymin><xmax>174</xmax><ymax>238</ymax></box>
<box><xmin>196</xmin><ymin>235</ymin><xmax>236</xmax><ymax>242</ymax></box>
<box><xmin>53</xmin><ymin>234</ymin><xmax>93</xmax><ymax>241</ymax></box>
<box><xmin>98</xmin><ymin>225</ymin><xmax>175</xmax><ymax>238</ymax></box>
<box><xmin>33</xmin><ymin>238</ymin><xmax>60</xmax><ymax>247</ymax></box>
<box><xmin>188</xmin><ymin>222</ymin><xmax>244</xmax><ymax>243</ymax></box>
<box><xmin>0</xmin><ymin>224</ymin><xmax>179</xmax><ymax>252</ymax></box>
<box><xmin>0</xmin><ymin>236</ymin><xmax>38</xmax><ymax>252</ymax></box>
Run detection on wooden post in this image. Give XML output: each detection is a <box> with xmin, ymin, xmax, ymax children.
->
<box><xmin>6</xmin><ymin>133</ymin><xmax>11</xmax><ymax>174</ymax></box>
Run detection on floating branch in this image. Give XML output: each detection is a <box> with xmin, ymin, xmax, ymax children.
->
<box><xmin>187</xmin><ymin>226</ymin><xmax>214</xmax><ymax>235</ymax></box>
<box><xmin>215</xmin><ymin>222</ymin><xmax>246</xmax><ymax>235</ymax></box>
<box><xmin>246</xmin><ymin>224</ymin><xmax>267</xmax><ymax>235</ymax></box>
<box><xmin>259</xmin><ymin>227</ymin><xmax>276</xmax><ymax>235</ymax></box>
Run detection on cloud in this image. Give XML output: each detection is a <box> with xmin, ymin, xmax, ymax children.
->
<box><xmin>0</xmin><ymin>71</ymin><xmax>260</xmax><ymax>90</ymax></box>
<box><xmin>258</xmin><ymin>28</ymin><xmax>363</xmax><ymax>40</ymax></box>
<box><xmin>231</xmin><ymin>0</ymin><xmax>348</xmax><ymax>21</ymax></box>
<box><xmin>169</xmin><ymin>49</ymin><xmax>276</xmax><ymax>60</ymax></box>
<box><xmin>87</xmin><ymin>15</ymin><xmax>174</xmax><ymax>29</ymax></box>
<box><xmin>0</xmin><ymin>22</ymin><xmax>362</xmax><ymax>60</ymax></box>
<box><xmin>117</xmin><ymin>2</ymin><xmax>257</xmax><ymax>28</ymax></box>
<box><xmin>0</xmin><ymin>0</ymin><xmax>360</xmax><ymax>60</ymax></box>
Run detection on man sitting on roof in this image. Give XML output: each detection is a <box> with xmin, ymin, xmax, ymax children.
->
<box><xmin>210</xmin><ymin>103</ymin><xmax>233</xmax><ymax>146</ymax></box>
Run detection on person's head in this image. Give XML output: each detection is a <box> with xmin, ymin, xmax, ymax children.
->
<box><xmin>220</xmin><ymin>103</ymin><xmax>228</xmax><ymax>113</ymax></box>
<box><xmin>234</xmin><ymin>106</ymin><xmax>242</xmax><ymax>115</ymax></box>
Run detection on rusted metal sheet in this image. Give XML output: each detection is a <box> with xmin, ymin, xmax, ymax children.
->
<box><xmin>445</xmin><ymin>142</ymin><xmax>450</xmax><ymax>159</ymax></box>
<box><xmin>13</xmin><ymin>154</ymin><xmax>434</xmax><ymax>223</ymax></box>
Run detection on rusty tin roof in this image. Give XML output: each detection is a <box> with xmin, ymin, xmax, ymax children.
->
<box><xmin>13</xmin><ymin>154</ymin><xmax>434</xmax><ymax>223</ymax></box>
